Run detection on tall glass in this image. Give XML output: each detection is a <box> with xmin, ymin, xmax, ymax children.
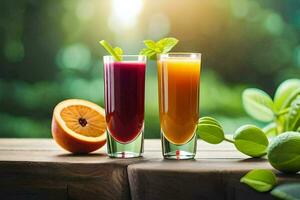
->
<box><xmin>157</xmin><ymin>53</ymin><xmax>201</xmax><ymax>159</ymax></box>
<box><xmin>104</xmin><ymin>55</ymin><xmax>146</xmax><ymax>158</ymax></box>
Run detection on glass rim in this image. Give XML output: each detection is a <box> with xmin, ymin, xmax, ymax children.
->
<box><xmin>158</xmin><ymin>52</ymin><xmax>201</xmax><ymax>60</ymax></box>
<box><xmin>103</xmin><ymin>55</ymin><xmax>147</xmax><ymax>59</ymax></box>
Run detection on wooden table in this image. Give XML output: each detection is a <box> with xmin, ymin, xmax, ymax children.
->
<box><xmin>0</xmin><ymin>139</ymin><xmax>299</xmax><ymax>200</ymax></box>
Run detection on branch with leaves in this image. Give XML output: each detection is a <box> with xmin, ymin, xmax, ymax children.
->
<box><xmin>197</xmin><ymin>117</ymin><xmax>269</xmax><ymax>157</ymax></box>
<box><xmin>197</xmin><ymin>79</ymin><xmax>300</xmax><ymax>174</ymax></box>
<box><xmin>243</xmin><ymin>79</ymin><xmax>300</xmax><ymax>136</ymax></box>
<box><xmin>240</xmin><ymin>169</ymin><xmax>300</xmax><ymax>200</ymax></box>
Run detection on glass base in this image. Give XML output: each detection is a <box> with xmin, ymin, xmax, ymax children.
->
<box><xmin>161</xmin><ymin>132</ymin><xmax>197</xmax><ymax>160</ymax></box>
<box><xmin>107</xmin><ymin>151</ymin><xmax>143</xmax><ymax>158</ymax></box>
<box><xmin>106</xmin><ymin>128</ymin><xmax>144</xmax><ymax>158</ymax></box>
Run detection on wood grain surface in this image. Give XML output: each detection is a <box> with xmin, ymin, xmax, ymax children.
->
<box><xmin>0</xmin><ymin>139</ymin><xmax>299</xmax><ymax>200</ymax></box>
<box><xmin>0</xmin><ymin>139</ymin><xmax>141</xmax><ymax>200</ymax></box>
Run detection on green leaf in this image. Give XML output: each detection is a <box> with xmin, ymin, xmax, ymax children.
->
<box><xmin>99</xmin><ymin>40</ymin><xmax>122</xmax><ymax>61</ymax></box>
<box><xmin>139</xmin><ymin>48</ymin><xmax>157</xmax><ymax>60</ymax></box>
<box><xmin>274</xmin><ymin>79</ymin><xmax>300</xmax><ymax>111</ymax></box>
<box><xmin>271</xmin><ymin>183</ymin><xmax>300</xmax><ymax>200</ymax></box>
<box><xmin>197</xmin><ymin>124</ymin><xmax>224</xmax><ymax>144</ymax></box>
<box><xmin>268</xmin><ymin>131</ymin><xmax>300</xmax><ymax>173</ymax></box>
<box><xmin>234</xmin><ymin>125</ymin><xmax>269</xmax><ymax>157</ymax></box>
<box><xmin>199</xmin><ymin>116</ymin><xmax>218</xmax><ymax>121</ymax></box>
<box><xmin>143</xmin><ymin>40</ymin><xmax>157</xmax><ymax>50</ymax></box>
<box><xmin>280</xmin><ymin>88</ymin><xmax>300</xmax><ymax>111</ymax></box>
<box><xmin>240</xmin><ymin>169</ymin><xmax>277</xmax><ymax>192</ymax></box>
<box><xmin>113</xmin><ymin>47</ymin><xmax>123</xmax><ymax>56</ymax></box>
<box><xmin>197</xmin><ymin>117</ymin><xmax>224</xmax><ymax>144</ymax></box>
<box><xmin>262</xmin><ymin>122</ymin><xmax>277</xmax><ymax>137</ymax></box>
<box><xmin>242</xmin><ymin>88</ymin><xmax>275</xmax><ymax>122</ymax></box>
<box><xmin>140</xmin><ymin>37</ymin><xmax>179</xmax><ymax>59</ymax></box>
<box><xmin>140</xmin><ymin>48</ymin><xmax>154</xmax><ymax>55</ymax></box>
<box><xmin>198</xmin><ymin>117</ymin><xmax>222</xmax><ymax>128</ymax></box>
<box><xmin>286</xmin><ymin>96</ymin><xmax>300</xmax><ymax>131</ymax></box>
<box><xmin>156</xmin><ymin>37</ymin><xmax>179</xmax><ymax>53</ymax></box>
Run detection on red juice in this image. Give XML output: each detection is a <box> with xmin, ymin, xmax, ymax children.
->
<box><xmin>104</xmin><ymin>61</ymin><xmax>146</xmax><ymax>143</ymax></box>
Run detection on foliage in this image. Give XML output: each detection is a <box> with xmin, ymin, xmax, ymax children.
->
<box><xmin>198</xmin><ymin>79</ymin><xmax>300</xmax><ymax>174</ymax></box>
<box><xmin>242</xmin><ymin>88</ymin><xmax>274</xmax><ymax>122</ymax></box>
<box><xmin>140</xmin><ymin>37</ymin><xmax>178</xmax><ymax>59</ymax></box>
<box><xmin>197</xmin><ymin>117</ymin><xmax>268</xmax><ymax>157</ymax></box>
<box><xmin>240</xmin><ymin>169</ymin><xmax>300</xmax><ymax>199</ymax></box>
<box><xmin>242</xmin><ymin>79</ymin><xmax>300</xmax><ymax>135</ymax></box>
<box><xmin>271</xmin><ymin>183</ymin><xmax>300</xmax><ymax>200</ymax></box>
<box><xmin>234</xmin><ymin>125</ymin><xmax>269</xmax><ymax>157</ymax></box>
<box><xmin>240</xmin><ymin>169</ymin><xmax>277</xmax><ymax>192</ymax></box>
<box><xmin>197</xmin><ymin>117</ymin><xmax>224</xmax><ymax>144</ymax></box>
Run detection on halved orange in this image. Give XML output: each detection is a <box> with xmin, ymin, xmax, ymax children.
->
<box><xmin>51</xmin><ymin>99</ymin><xmax>106</xmax><ymax>153</ymax></box>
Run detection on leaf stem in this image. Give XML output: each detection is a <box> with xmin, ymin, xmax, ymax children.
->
<box><xmin>99</xmin><ymin>40</ymin><xmax>121</xmax><ymax>61</ymax></box>
<box><xmin>275</xmin><ymin>107</ymin><xmax>290</xmax><ymax>117</ymax></box>
<box><xmin>224</xmin><ymin>137</ymin><xmax>234</xmax><ymax>143</ymax></box>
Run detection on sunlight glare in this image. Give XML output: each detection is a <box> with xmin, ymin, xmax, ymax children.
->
<box><xmin>109</xmin><ymin>0</ymin><xmax>143</xmax><ymax>30</ymax></box>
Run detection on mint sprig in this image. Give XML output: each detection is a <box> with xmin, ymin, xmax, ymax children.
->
<box><xmin>99</xmin><ymin>40</ymin><xmax>123</xmax><ymax>61</ymax></box>
<box><xmin>139</xmin><ymin>37</ymin><xmax>178</xmax><ymax>59</ymax></box>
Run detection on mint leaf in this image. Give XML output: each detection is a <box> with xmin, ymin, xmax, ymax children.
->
<box><xmin>139</xmin><ymin>48</ymin><xmax>156</xmax><ymax>59</ymax></box>
<box><xmin>99</xmin><ymin>40</ymin><xmax>122</xmax><ymax>61</ymax></box>
<box><xmin>140</xmin><ymin>48</ymin><xmax>155</xmax><ymax>55</ymax></box>
<box><xmin>271</xmin><ymin>183</ymin><xmax>300</xmax><ymax>200</ymax></box>
<box><xmin>240</xmin><ymin>169</ymin><xmax>277</xmax><ymax>192</ymax></box>
<box><xmin>139</xmin><ymin>37</ymin><xmax>179</xmax><ymax>59</ymax></box>
<box><xmin>156</xmin><ymin>37</ymin><xmax>178</xmax><ymax>53</ymax></box>
<box><xmin>143</xmin><ymin>40</ymin><xmax>156</xmax><ymax>50</ymax></box>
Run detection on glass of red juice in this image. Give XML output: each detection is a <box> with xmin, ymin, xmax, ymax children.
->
<box><xmin>103</xmin><ymin>55</ymin><xmax>146</xmax><ymax>158</ymax></box>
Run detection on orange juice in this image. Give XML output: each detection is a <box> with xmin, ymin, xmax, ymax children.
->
<box><xmin>158</xmin><ymin>55</ymin><xmax>201</xmax><ymax>145</ymax></box>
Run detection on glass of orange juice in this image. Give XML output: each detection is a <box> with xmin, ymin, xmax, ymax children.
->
<box><xmin>157</xmin><ymin>53</ymin><xmax>201</xmax><ymax>159</ymax></box>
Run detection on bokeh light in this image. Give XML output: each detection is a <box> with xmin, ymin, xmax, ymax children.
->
<box><xmin>264</xmin><ymin>13</ymin><xmax>284</xmax><ymax>35</ymax></box>
<box><xmin>76</xmin><ymin>0</ymin><xmax>95</xmax><ymax>21</ymax></box>
<box><xmin>56</xmin><ymin>43</ymin><xmax>91</xmax><ymax>71</ymax></box>
<box><xmin>230</xmin><ymin>0</ymin><xmax>249</xmax><ymax>18</ymax></box>
<box><xmin>4</xmin><ymin>40</ymin><xmax>24</xmax><ymax>62</ymax></box>
<box><xmin>108</xmin><ymin>0</ymin><xmax>143</xmax><ymax>31</ymax></box>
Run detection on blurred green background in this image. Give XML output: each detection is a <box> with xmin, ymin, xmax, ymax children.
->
<box><xmin>0</xmin><ymin>0</ymin><xmax>300</xmax><ymax>138</ymax></box>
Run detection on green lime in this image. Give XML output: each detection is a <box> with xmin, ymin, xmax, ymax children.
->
<box><xmin>268</xmin><ymin>131</ymin><xmax>300</xmax><ymax>173</ymax></box>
